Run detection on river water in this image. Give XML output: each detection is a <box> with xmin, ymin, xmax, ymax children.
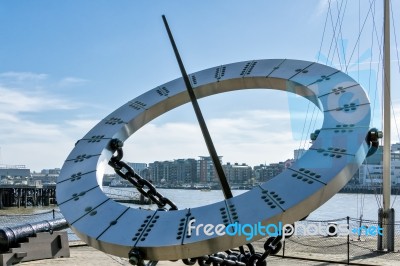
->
<box><xmin>0</xmin><ymin>188</ymin><xmax>399</xmax><ymax>244</ymax></box>
<box><xmin>1</xmin><ymin>188</ymin><xmax>399</xmax><ymax>222</ymax></box>
<box><xmin>135</xmin><ymin>188</ymin><xmax>400</xmax><ymax>221</ymax></box>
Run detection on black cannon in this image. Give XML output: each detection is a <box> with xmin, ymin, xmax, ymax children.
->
<box><xmin>0</xmin><ymin>218</ymin><xmax>68</xmax><ymax>252</ymax></box>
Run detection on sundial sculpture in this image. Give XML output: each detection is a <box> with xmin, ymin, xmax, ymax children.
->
<box><xmin>56</xmin><ymin>16</ymin><xmax>377</xmax><ymax>265</ymax></box>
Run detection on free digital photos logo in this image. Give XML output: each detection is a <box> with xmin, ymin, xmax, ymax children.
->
<box><xmin>187</xmin><ymin>220</ymin><xmax>383</xmax><ymax>241</ymax></box>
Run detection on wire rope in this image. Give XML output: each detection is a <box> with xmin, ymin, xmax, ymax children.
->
<box><xmin>389</xmin><ymin>0</ymin><xmax>400</xmax><ymax>208</ymax></box>
<box><xmin>296</xmin><ymin>101</ymin><xmax>310</xmax><ymax>160</ymax></box>
<box><xmin>327</xmin><ymin>0</ymin><xmax>345</xmax><ymax>69</ymax></box>
<box><xmin>336</xmin><ymin>0</ymin><xmax>349</xmax><ymax>71</ymax></box>
<box><xmin>345</xmin><ymin>0</ymin><xmax>376</xmax><ymax>73</ymax></box>
<box><xmin>317</xmin><ymin>0</ymin><xmax>331</xmax><ymax>63</ymax></box>
<box><xmin>364</xmin><ymin>156</ymin><xmax>383</xmax><ymax>209</ymax></box>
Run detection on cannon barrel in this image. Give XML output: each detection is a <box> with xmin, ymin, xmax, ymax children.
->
<box><xmin>0</xmin><ymin>218</ymin><xmax>68</xmax><ymax>251</ymax></box>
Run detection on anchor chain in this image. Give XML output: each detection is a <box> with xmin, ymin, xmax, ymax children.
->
<box><xmin>180</xmin><ymin>242</ymin><xmax>276</xmax><ymax>266</ymax></box>
<box><xmin>108</xmin><ymin>138</ymin><xmax>283</xmax><ymax>265</ymax></box>
<box><xmin>182</xmin><ymin>252</ymin><xmax>247</xmax><ymax>266</ymax></box>
<box><xmin>108</xmin><ymin>138</ymin><xmax>178</xmax><ymax>211</ymax></box>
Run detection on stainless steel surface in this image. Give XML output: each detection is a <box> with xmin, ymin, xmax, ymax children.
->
<box><xmin>57</xmin><ymin>59</ymin><xmax>371</xmax><ymax>260</ymax></box>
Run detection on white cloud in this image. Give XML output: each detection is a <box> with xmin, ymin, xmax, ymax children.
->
<box><xmin>0</xmin><ymin>71</ymin><xmax>89</xmax><ymax>90</ymax></box>
<box><xmin>0</xmin><ymin>86</ymin><xmax>76</xmax><ymax>113</ymax></box>
<box><xmin>0</xmin><ymin>74</ymin><xmax>325</xmax><ymax>172</ymax></box>
<box><xmin>0</xmin><ymin>83</ymin><xmax>96</xmax><ymax>171</ymax></box>
<box><xmin>122</xmin><ymin>109</ymin><xmax>311</xmax><ymax>167</ymax></box>
<box><xmin>0</xmin><ymin>118</ymin><xmax>74</xmax><ymax>169</ymax></box>
<box><xmin>313</xmin><ymin>1</ymin><xmax>328</xmax><ymax>18</ymax></box>
<box><xmin>0</xmin><ymin>113</ymin><xmax>18</xmax><ymax>122</ymax></box>
<box><xmin>58</xmin><ymin>77</ymin><xmax>89</xmax><ymax>87</ymax></box>
<box><xmin>314</xmin><ymin>0</ymin><xmax>338</xmax><ymax>17</ymax></box>
<box><xmin>65</xmin><ymin>119</ymin><xmax>100</xmax><ymax>136</ymax></box>
<box><xmin>1</xmin><ymin>141</ymin><xmax>74</xmax><ymax>172</ymax></box>
<box><xmin>0</xmin><ymin>72</ymin><xmax>48</xmax><ymax>82</ymax></box>
<box><xmin>0</xmin><ymin>117</ymin><xmax>96</xmax><ymax>171</ymax></box>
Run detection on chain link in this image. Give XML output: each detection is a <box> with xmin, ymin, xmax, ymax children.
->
<box><xmin>180</xmin><ymin>243</ymin><xmax>269</xmax><ymax>266</ymax></box>
<box><xmin>108</xmin><ymin>139</ymin><xmax>178</xmax><ymax>211</ymax></box>
<box><xmin>109</xmin><ymin>138</ymin><xmax>277</xmax><ymax>266</ymax></box>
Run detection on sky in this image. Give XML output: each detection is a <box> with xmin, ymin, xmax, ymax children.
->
<box><xmin>0</xmin><ymin>0</ymin><xmax>400</xmax><ymax>172</ymax></box>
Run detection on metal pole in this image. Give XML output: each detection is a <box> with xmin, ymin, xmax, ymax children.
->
<box><xmin>162</xmin><ymin>15</ymin><xmax>233</xmax><ymax>199</ymax></box>
<box><xmin>347</xmin><ymin>216</ymin><xmax>350</xmax><ymax>264</ymax></box>
<box><xmin>0</xmin><ymin>189</ymin><xmax>3</xmax><ymax>209</ymax></box>
<box><xmin>382</xmin><ymin>0</ymin><xmax>394</xmax><ymax>251</ymax></box>
<box><xmin>378</xmin><ymin>208</ymin><xmax>383</xmax><ymax>250</ymax></box>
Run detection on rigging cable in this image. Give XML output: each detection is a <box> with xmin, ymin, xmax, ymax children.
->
<box><xmin>358</xmin><ymin>0</ymin><xmax>361</xmax><ymax>82</ymax></box>
<box><xmin>311</xmin><ymin>109</ymin><xmax>320</xmax><ymax>139</ymax></box>
<box><xmin>298</xmin><ymin>0</ymin><xmax>333</xmax><ymax>160</ymax></box>
<box><xmin>368</xmin><ymin>0</ymin><xmax>382</xmax><ymax>130</ymax></box>
<box><xmin>390</xmin><ymin>0</ymin><xmax>400</xmax><ymax>208</ymax></box>
<box><xmin>325</xmin><ymin>0</ymin><xmax>337</xmax><ymax>66</ymax></box>
<box><xmin>356</xmin><ymin>0</ymin><xmax>366</xmax><ymax>220</ymax></box>
<box><xmin>365</xmin><ymin>157</ymin><xmax>383</xmax><ymax>209</ymax></box>
<box><xmin>370</xmin><ymin>0</ymin><xmax>385</xmax><ymax>209</ymax></box>
<box><xmin>335</xmin><ymin>0</ymin><xmax>349</xmax><ymax>71</ymax></box>
<box><xmin>302</xmin><ymin>106</ymin><xmax>318</xmax><ymax>151</ymax></box>
<box><xmin>308</xmin><ymin>1</ymin><xmax>346</xmax><ymax>153</ymax></box>
<box><xmin>351</xmin><ymin>0</ymin><xmax>383</xmax><ymax>211</ymax></box>
<box><xmin>327</xmin><ymin>0</ymin><xmax>345</xmax><ymax>69</ymax></box>
<box><xmin>317</xmin><ymin>0</ymin><xmax>330</xmax><ymax>63</ymax></box>
<box><xmin>345</xmin><ymin>0</ymin><xmax>376</xmax><ymax>73</ymax></box>
<box><xmin>389</xmin><ymin>0</ymin><xmax>400</xmax><ymax>144</ymax></box>
<box><xmin>296</xmin><ymin>101</ymin><xmax>310</xmax><ymax>159</ymax></box>
<box><xmin>369</xmin><ymin>0</ymin><xmax>389</xmax><ymax>210</ymax></box>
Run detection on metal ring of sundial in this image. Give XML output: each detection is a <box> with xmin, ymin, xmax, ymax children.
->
<box><xmin>57</xmin><ymin>59</ymin><xmax>371</xmax><ymax>260</ymax></box>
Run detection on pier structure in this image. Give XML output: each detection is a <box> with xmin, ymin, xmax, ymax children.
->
<box><xmin>0</xmin><ymin>184</ymin><xmax>56</xmax><ymax>209</ymax></box>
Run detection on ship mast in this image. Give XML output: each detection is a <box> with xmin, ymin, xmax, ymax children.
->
<box><xmin>382</xmin><ymin>0</ymin><xmax>391</xmax><ymax>215</ymax></box>
<box><xmin>379</xmin><ymin>0</ymin><xmax>395</xmax><ymax>251</ymax></box>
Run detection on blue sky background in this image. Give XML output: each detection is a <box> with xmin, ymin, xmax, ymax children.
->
<box><xmin>0</xmin><ymin>0</ymin><xmax>399</xmax><ymax>171</ymax></box>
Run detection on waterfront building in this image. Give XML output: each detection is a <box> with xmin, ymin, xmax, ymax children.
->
<box><xmin>148</xmin><ymin>159</ymin><xmax>198</xmax><ymax>185</ymax></box>
<box><xmin>0</xmin><ymin>165</ymin><xmax>31</xmax><ymax>186</ymax></box>
<box><xmin>0</xmin><ymin>165</ymin><xmax>30</xmax><ymax>179</ymax></box>
<box><xmin>355</xmin><ymin>144</ymin><xmax>400</xmax><ymax>186</ymax></box>
<box><xmin>139</xmin><ymin>168</ymin><xmax>151</xmax><ymax>180</ymax></box>
<box><xmin>197</xmin><ymin>156</ymin><xmax>222</xmax><ymax>183</ymax></box>
<box><xmin>358</xmin><ymin>161</ymin><xmax>400</xmax><ymax>186</ymax></box>
<box><xmin>102</xmin><ymin>174</ymin><xmax>117</xmax><ymax>186</ymax></box>
<box><xmin>223</xmin><ymin>162</ymin><xmax>252</xmax><ymax>184</ymax></box>
<box><xmin>30</xmin><ymin>168</ymin><xmax>61</xmax><ymax>185</ymax></box>
<box><xmin>253</xmin><ymin>162</ymin><xmax>286</xmax><ymax>182</ymax></box>
<box><xmin>40</xmin><ymin>168</ymin><xmax>61</xmax><ymax>175</ymax></box>
<box><xmin>253</xmin><ymin>164</ymin><xmax>269</xmax><ymax>182</ymax></box>
<box><xmin>127</xmin><ymin>163</ymin><xmax>147</xmax><ymax>173</ymax></box>
<box><xmin>173</xmin><ymin>159</ymin><xmax>198</xmax><ymax>184</ymax></box>
<box><xmin>126</xmin><ymin>162</ymin><xmax>150</xmax><ymax>180</ymax></box>
<box><xmin>294</xmin><ymin>149</ymin><xmax>306</xmax><ymax>160</ymax></box>
<box><xmin>148</xmin><ymin>160</ymin><xmax>173</xmax><ymax>184</ymax></box>
<box><xmin>392</xmin><ymin>143</ymin><xmax>400</xmax><ymax>153</ymax></box>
